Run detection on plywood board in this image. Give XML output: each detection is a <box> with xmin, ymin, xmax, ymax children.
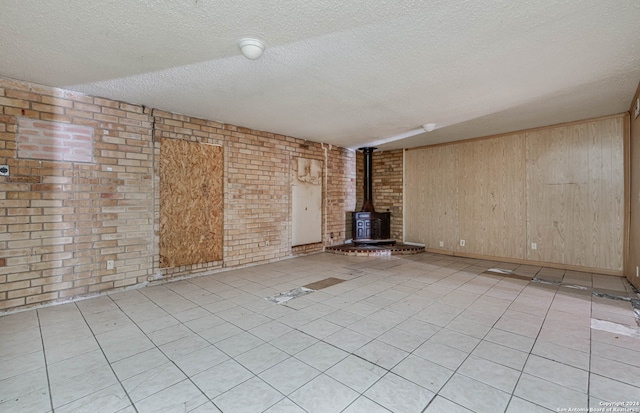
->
<box><xmin>526</xmin><ymin>117</ymin><xmax>624</xmax><ymax>271</ymax></box>
<box><xmin>292</xmin><ymin>158</ymin><xmax>322</xmax><ymax>246</ymax></box>
<box><xmin>404</xmin><ymin>145</ymin><xmax>458</xmax><ymax>249</ymax></box>
<box><xmin>457</xmin><ymin>134</ymin><xmax>526</xmax><ymax>259</ymax></box>
<box><xmin>160</xmin><ymin>139</ymin><xmax>223</xmax><ymax>267</ymax></box>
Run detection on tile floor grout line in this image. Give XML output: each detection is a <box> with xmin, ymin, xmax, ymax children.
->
<box><xmin>6</xmin><ymin>253</ymin><xmax>638</xmax><ymax>412</ymax></box>
<box><xmin>271</xmin><ymin>263</ymin><xmax>419</xmax><ymax>411</ymax></box>
<box><xmin>344</xmin><ymin>262</ymin><xmax>516</xmax><ymax>412</ymax></box>
<box><xmin>417</xmin><ymin>273</ymin><xmax>515</xmax><ymax>413</ymax></box>
<box><xmin>503</xmin><ymin>273</ymin><xmax>563</xmax><ymax>412</ymax></box>
<box><xmin>35</xmin><ymin>309</ymin><xmax>56</xmax><ymax>413</ymax></box>
<box><xmin>107</xmin><ymin>290</ymin><xmax>230</xmax><ymax>412</ymax></box>
<box><xmin>75</xmin><ymin>300</ymin><xmax>140</xmax><ymax>413</ymax></box>
<box><xmin>114</xmin><ymin>282</ymin><xmax>311</xmax><ymax>412</ymax></box>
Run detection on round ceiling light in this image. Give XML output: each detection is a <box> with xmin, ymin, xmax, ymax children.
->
<box><xmin>422</xmin><ymin>123</ymin><xmax>437</xmax><ymax>132</ymax></box>
<box><xmin>239</xmin><ymin>38</ymin><xmax>265</xmax><ymax>60</ymax></box>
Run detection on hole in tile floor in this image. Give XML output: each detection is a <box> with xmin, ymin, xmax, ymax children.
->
<box><xmin>303</xmin><ymin>277</ymin><xmax>346</xmax><ymax>290</ymax></box>
<box><xmin>265</xmin><ymin>287</ymin><xmax>314</xmax><ymax>304</ymax></box>
<box><xmin>486</xmin><ymin>267</ymin><xmax>640</xmax><ymax>328</ymax></box>
<box><xmin>483</xmin><ymin>268</ymin><xmax>533</xmax><ymax>281</ymax></box>
<box><xmin>265</xmin><ymin>278</ymin><xmax>346</xmax><ymax>305</ymax></box>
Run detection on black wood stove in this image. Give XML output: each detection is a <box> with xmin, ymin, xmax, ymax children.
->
<box><xmin>352</xmin><ymin>147</ymin><xmax>395</xmax><ymax>245</ymax></box>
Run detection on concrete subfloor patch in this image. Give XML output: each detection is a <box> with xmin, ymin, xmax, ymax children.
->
<box><xmin>303</xmin><ymin>277</ymin><xmax>346</xmax><ymax>291</ymax></box>
<box><xmin>590</xmin><ymin>318</ymin><xmax>640</xmax><ymax>339</ymax></box>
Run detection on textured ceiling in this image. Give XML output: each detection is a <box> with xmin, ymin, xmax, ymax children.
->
<box><xmin>1</xmin><ymin>0</ymin><xmax>639</xmax><ymax>150</ymax></box>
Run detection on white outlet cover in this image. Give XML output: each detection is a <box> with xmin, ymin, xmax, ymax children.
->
<box><xmin>460</xmin><ymin>240</ymin><xmax>465</xmax><ymax>247</ymax></box>
<box><xmin>439</xmin><ymin>241</ymin><xmax>444</xmax><ymax>247</ymax></box>
<box><xmin>0</xmin><ymin>165</ymin><xmax>8</xmax><ymax>176</ymax></box>
<box><xmin>531</xmin><ymin>243</ymin><xmax>537</xmax><ymax>250</ymax></box>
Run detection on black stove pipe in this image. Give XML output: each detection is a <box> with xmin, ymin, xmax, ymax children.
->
<box><xmin>359</xmin><ymin>147</ymin><xmax>376</xmax><ymax>212</ymax></box>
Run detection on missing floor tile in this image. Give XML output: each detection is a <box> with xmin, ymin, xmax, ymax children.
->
<box><xmin>483</xmin><ymin>268</ymin><xmax>533</xmax><ymax>281</ymax></box>
<box><xmin>590</xmin><ymin>318</ymin><xmax>640</xmax><ymax>339</ymax></box>
<box><xmin>593</xmin><ymin>290</ymin><xmax>635</xmax><ymax>301</ymax></box>
<box><xmin>303</xmin><ymin>277</ymin><xmax>346</xmax><ymax>290</ymax></box>
<box><xmin>266</xmin><ymin>287</ymin><xmax>314</xmax><ymax>304</ymax></box>
<box><xmin>265</xmin><ymin>278</ymin><xmax>346</xmax><ymax>305</ymax></box>
<box><xmin>531</xmin><ymin>275</ymin><xmax>640</xmax><ymax>327</ymax></box>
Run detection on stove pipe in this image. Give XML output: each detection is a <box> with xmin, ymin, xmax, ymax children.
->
<box><xmin>359</xmin><ymin>147</ymin><xmax>376</xmax><ymax>212</ymax></box>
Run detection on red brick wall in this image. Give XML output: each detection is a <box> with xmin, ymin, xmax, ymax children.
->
<box><xmin>0</xmin><ymin>77</ymin><xmax>356</xmax><ymax>311</ymax></box>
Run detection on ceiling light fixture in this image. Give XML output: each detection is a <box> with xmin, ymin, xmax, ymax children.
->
<box><xmin>422</xmin><ymin>123</ymin><xmax>437</xmax><ymax>132</ymax></box>
<box><xmin>351</xmin><ymin>122</ymin><xmax>440</xmax><ymax>149</ymax></box>
<box><xmin>238</xmin><ymin>38</ymin><xmax>265</xmax><ymax>60</ymax></box>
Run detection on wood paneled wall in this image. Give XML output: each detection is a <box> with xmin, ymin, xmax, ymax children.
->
<box><xmin>526</xmin><ymin>120</ymin><xmax>624</xmax><ymax>270</ymax></box>
<box><xmin>627</xmin><ymin>82</ymin><xmax>640</xmax><ymax>290</ymax></box>
<box><xmin>405</xmin><ymin>145</ymin><xmax>459</xmax><ymax>250</ymax></box>
<box><xmin>405</xmin><ymin>115</ymin><xmax>626</xmax><ymax>274</ymax></box>
<box><xmin>458</xmin><ymin>135</ymin><xmax>527</xmax><ymax>259</ymax></box>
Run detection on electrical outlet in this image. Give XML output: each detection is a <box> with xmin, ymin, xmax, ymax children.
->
<box><xmin>439</xmin><ymin>241</ymin><xmax>444</xmax><ymax>247</ymax></box>
<box><xmin>460</xmin><ymin>240</ymin><xmax>465</xmax><ymax>247</ymax></box>
<box><xmin>531</xmin><ymin>243</ymin><xmax>537</xmax><ymax>250</ymax></box>
<box><xmin>0</xmin><ymin>165</ymin><xmax>8</xmax><ymax>176</ymax></box>
<box><xmin>106</xmin><ymin>260</ymin><xmax>114</xmax><ymax>270</ymax></box>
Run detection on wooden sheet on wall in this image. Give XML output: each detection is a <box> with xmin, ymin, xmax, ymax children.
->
<box><xmin>404</xmin><ymin>115</ymin><xmax>625</xmax><ymax>273</ymax></box>
<box><xmin>160</xmin><ymin>139</ymin><xmax>223</xmax><ymax>267</ymax></box>
<box><xmin>457</xmin><ymin>134</ymin><xmax>526</xmax><ymax>259</ymax></box>
<box><xmin>405</xmin><ymin>145</ymin><xmax>459</xmax><ymax>249</ymax></box>
<box><xmin>526</xmin><ymin>118</ymin><xmax>624</xmax><ymax>271</ymax></box>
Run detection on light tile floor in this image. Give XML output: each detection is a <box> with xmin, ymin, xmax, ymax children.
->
<box><xmin>1</xmin><ymin>252</ymin><xmax>640</xmax><ymax>413</ymax></box>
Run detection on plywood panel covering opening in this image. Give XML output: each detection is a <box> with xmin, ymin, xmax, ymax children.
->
<box><xmin>160</xmin><ymin>139</ymin><xmax>223</xmax><ymax>267</ymax></box>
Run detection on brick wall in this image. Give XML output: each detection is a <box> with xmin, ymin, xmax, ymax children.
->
<box><xmin>355</xmin><ymin>149</ymin><xmax>404</xmax><ymax>241</ymax></box>
<box><xmin>325</xmin><ymin>145</ymin><xmax>356</xmax><ymax>245</ymax></box>
<box><xmin>0</xmin><ymin>78</ymin><xmax>154</xmax><ymax>311</ymax></box>
<box><xmin>0</xmin><ymin>77</ymin><xmax>356</xmax><ymax>312</ymax></box>
<box><xmin>17</xmin><ymin>118</ymin><xmax>94</xmax><ymax>163</ymax></box>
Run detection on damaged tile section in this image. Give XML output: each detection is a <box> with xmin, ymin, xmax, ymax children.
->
<box><xmin>590</xmin><ymin>318</ymin><xmax>640</xmax><ymax>339</ymax></box>
<box><xmin>265</xmin><ymin>278</ymin><xmax>346</xmax><ymax>305</ymax></box>
<box><xmin>303</xmin><ymin>277</ymin><xmax>346</xmax><ymax>291</ymax></box>
<box><xmin>483</xmin><ymin>268</ymin><xmax>533</xmax><ymax>281</ymax></box>
<box><xmin>265</xmin><ymin>287</ymin><xmax>314</xmax><ymax>304</ymax></box>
